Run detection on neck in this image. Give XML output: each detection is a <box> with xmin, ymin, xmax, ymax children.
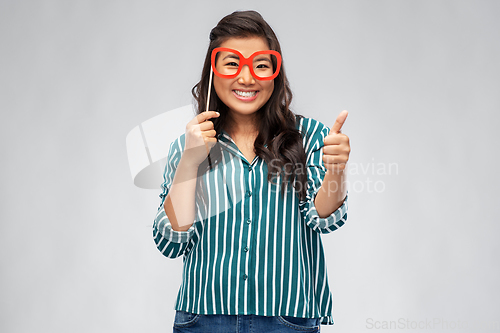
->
<box><xmin>226</xmin><ymin>111</ymin><xmax>260</xmax><ymax>137</ymax></box>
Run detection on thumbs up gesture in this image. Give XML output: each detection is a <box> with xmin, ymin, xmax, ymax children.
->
<box><xmin>323</xmin><ymin>110</ymin><xmax>350</xmax><ymax>172</ymax></box>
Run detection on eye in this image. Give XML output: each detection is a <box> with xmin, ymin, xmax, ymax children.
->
<box><xmin>226</xmin><ymin>61</ymin><xmax>239</xmax><ymax>67</ymax></box>
<box><xmin>256</xmin><ymin>64</ymin><xmax>270</xmax><ymax>69</ymax></box>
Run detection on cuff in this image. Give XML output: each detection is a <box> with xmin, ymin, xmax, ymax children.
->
<box><xmin>155</xmin><ymin>207</ymin><xmax>196</xmax><ymax>244</ymax></box>
<box><xmin>303</xmin><ymin>192</ymin><xmax>348</xmax><ymax>233</ymax></box>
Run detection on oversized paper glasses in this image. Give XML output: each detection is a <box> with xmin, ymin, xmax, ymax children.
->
<box><xmin>204</xmin><ymin>48</ymin><xmax>282</xmax><ymax>111</ymax></box>
<box><xmin>211</xmin><ymin>48</ymin><xmax>282</xmax><ymax>81</ymax></box>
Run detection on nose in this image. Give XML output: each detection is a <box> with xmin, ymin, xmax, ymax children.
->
<box><xmin>238</xmin><ymin>65</ymin><xmax>255</xmax><ymax>85</ymax></box>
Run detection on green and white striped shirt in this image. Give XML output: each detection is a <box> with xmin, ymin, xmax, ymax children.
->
<box><xmin>153</xmin><ymin>116</ymin><xmax>348</xmax><ymax>325</ymax></box>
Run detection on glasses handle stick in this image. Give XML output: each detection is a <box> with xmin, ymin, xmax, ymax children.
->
<box><xmin>205</xmin><ymin>68</ymin><xmax>214</xmax><ymax>112</ymax></box>
<box><xmin>205</xmin><ymin>67</ymin><xmax>215</xmax><ymax>169</ymax></box>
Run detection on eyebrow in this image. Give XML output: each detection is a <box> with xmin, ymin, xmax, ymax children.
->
<box><xmin>222</xmin><ymin>54</ymin><xmax>240</xmax><ymax>61</ymax></box>
<box><xmin>254</xmin><ymin>56</ymin><xmax>271</xmax><ymax>63</ymax></box>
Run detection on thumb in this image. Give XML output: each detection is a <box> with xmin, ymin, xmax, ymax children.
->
<box><xmin>331</xmin><ymin>110</ymin><xmax>348</xmax><ymax>134</ymax></box>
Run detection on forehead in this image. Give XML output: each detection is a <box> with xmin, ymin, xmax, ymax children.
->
<box><xmin>218</xmin><ymin>37</ymin><xmax>270</xmax><ymax>58</ymax></box>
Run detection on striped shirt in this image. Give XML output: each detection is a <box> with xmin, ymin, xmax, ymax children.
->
<box><xmin>152</xmin><ymin>116</ymin><xmax>348</xmax><ymax>325</ymax></box>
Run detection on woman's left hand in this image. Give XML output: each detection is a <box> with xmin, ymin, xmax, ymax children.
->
<box><xmin>322</xmin><ymin>110</ymin><xmax>350</xmax><ymax>172</ymax></box>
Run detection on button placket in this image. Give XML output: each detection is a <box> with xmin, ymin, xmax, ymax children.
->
<box><xmin>242</xmin><ymin>163</ymin><xmax>253</xmax><ymax>284</ymax></box>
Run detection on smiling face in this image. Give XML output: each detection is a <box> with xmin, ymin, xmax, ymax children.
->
<box><xmin>213</xmin><ymin>36</ymin><xmax>275</xmax><ymax>122</ymax></box>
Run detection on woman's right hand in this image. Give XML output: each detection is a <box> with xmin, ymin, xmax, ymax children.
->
<box><xmin>181</xmin><ymin>111</ymin><xmax>220</xmax><ymax>168</ymax></box>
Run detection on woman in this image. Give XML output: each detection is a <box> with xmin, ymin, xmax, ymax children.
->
<box><xmin>153</xmin><ymin>10</ymin><xmax>350</xmax><ymax>332</ymax></box>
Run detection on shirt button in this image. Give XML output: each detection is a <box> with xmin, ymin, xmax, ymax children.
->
<box><xmin>246</xmin><ymin>219</ymin><xmax>251</xmax><ymax>224</ymax></box>
<box><xmin>248</xmin><ymin>166</ymin><xmax>252</xmax><ymax>172</ymax></box>
<box><xmin>243</xmin><ymin>274</ymin><xmax>248</xmax><ymax>280</ymax></box>
<box><xmin>243</xmin><ymin>246</ymin><xmax>249</xmax><ymax>252</ymax></box>
<box><xmin>247</xmin><ymin>191</ymin><xmax>252</xmax><ymax>197</ymax></box>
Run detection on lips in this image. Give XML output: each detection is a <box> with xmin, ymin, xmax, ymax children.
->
<box><xmin>233</xmin><ymin>90</ymin><xmax>258</xmax><ymax>101</ymax></box>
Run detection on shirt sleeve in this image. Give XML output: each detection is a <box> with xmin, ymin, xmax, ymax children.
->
<box><xmin>299</xmin><ymin>118</ymin><xmax>348</xmax><ymax>234</ymax></box>
<box><xmin>152</xmin><ymin>136</ymin><xmax>198</xmax><ymax>258</ymax></box>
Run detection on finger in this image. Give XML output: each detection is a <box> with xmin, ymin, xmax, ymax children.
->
<box><xmin>202</xmin><ymin>129</ymin><xmax>217</xmax><ymax>139</ymax></box>
<box><xmin>204</xmin><ymin>137</ymin><xmax>218</xmax><ymax>151</ymax></box>
<box><xmin>199</xmin><ymin>121</ymin><xmax>214</xmax><ymax>131</ymax></box>
<box><xmin>322</xmin><ymin>145</ymin><xmax>342</xmax><ymax>155</ymax></box>
<box><xmin>323</xmin><ymin>155</ymin><xmax>348</xmax><ymax>164</ymax></box>
<box><xmin>323</xmin><ymin>133</ymin><xmax>349</xmax><ymax>146</ymax></box>
<box><xmin>325</xmin><ymin>163</ymin><xmax>347</xmax><ymax>172</ymax></box>
<box><xmin>191</xmin><ymin>111</ymin><xmax>220</xmax><ymax>126</ymax></box>
<box><xmin>205</xmin><ymin>137</ymin><xmax>218</xmax><ymax>144</ymax></box>
<box><xmin>331</xmin><ymin>110</ymin><xmax>348</xmax><ymax>134</ymax></box>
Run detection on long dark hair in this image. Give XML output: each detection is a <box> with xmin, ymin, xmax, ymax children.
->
<box><xmin>192</xmin><ymin>10</ymin><xmax>307</xmax><ymax>200</ymax></box>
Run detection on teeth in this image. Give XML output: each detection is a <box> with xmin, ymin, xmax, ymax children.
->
<box><xmin>234</xmin><ymin>90</ymin><xmax>257</xmax><ymax>97</ymax></box>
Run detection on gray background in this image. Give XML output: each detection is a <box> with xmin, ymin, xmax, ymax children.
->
<box><xmin>1</xmin><ymin>0</ymin><xmax>499</xmax><ymax>332</ymax></box>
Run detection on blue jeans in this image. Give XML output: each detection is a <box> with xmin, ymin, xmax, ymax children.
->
<box><xmin>173</xmin><ymin>310</ymin><xmax>321</xmax><ymax>332</ymax></box>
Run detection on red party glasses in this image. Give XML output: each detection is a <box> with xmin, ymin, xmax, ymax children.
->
<box><xmin>211</xmin><ymin>47</ymin><xmax>282</xmax><ymax>81</ymax></box>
